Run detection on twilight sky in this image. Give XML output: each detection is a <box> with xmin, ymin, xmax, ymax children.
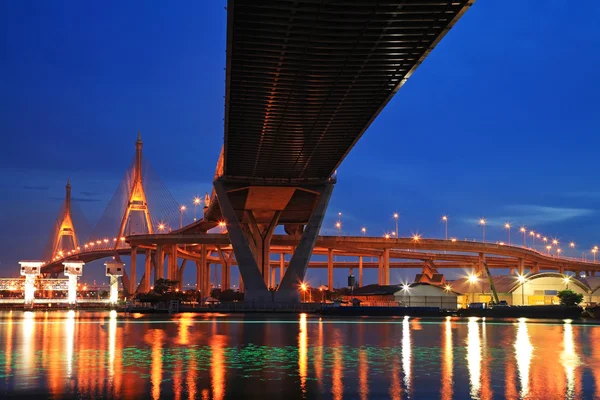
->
<box><xmin>1</xmin><ymin>1</ymin><xmax>600</xmax><ymax>286</ymax></box>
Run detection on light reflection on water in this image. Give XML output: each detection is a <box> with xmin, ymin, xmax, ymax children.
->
<box><xmin>0</xmin><ymin>311</ymin><xmax>598</xmax><ymax>399</ymax></box>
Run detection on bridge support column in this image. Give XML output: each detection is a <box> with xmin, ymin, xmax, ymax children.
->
<box><xmin>518</xmin><ymin>258</ymin><xmax>525</xmax><ymax>275</ymax></box>
<box><xmin>327</xmin><ymin>249</ymin><xmax>334</xmax><ymax>291</ymax></box>
<box><xmin>214</xmin><ymin>181</ymin><xmax>269</xmax><ymax>301</ymax></box>
<box><xmin>130</xmin><ymin>246</ymin><xmax>137</xmax><ymax>294</ymax></box>
<box><xmin>63</xmin><ymin>261</ymin><xmax>84</xmax><ymax>305</ymax></box>
<box><xmin>275</xmin><ymin>184</ymin><xmax>334</xmax><ymax>302</ymax></box>
<box><xmin>477</xmin><ymin>253</ymin><xmax>486</xmax><ymax>276</ymax></box>
<box><xmin>531</xmin><ymin>262</ymin><xmax>540</xmax><ymax>274</ymax></box>
<box><xmin>383</xmin><ymin>249</ymin><xmax>390</xmax><ymax>285</ymax></box>
<box><xmin>196</xmin><ymin>245</ymin><xmax>206</xmax><ymax>294</ymax></box>
<box><xmin>142</xmin><ymin>249</ymin><xmax>151</xmax><ymax>293</ymax></box>
<box><xmin>358</xmin><ymin>256</ymin><xmax>363</xmax><ymax>287</ymax></box>
<box><xmin>559</xmin><ymin>265</ymin><xmax>564</xmax><ymax>274</ymax></box>
<box><xmin>271</xmin><ymin>267</ymin><xmax>276</xmax><ymax>289</ymax></box>
<box><xmin>19</xmin><ymin>261</ymin><xmax>42</xmax><ymax>307</ymax></box>
<box><xmin>216</xmin><ymin>247</ymin><xmax>232</xmax><ymax>290</ymax></box>
<box><xmin>155</xmin><ymin>245</ymin><xmax>164</xmax><ymax>281</ymax></box>
<box><xmin>378</xmin><ymin>256</ymin><xmax>383</xmax><ymax>285</ymax></box>
<box><xmin>177</xmin><ymin>260</ymin><xmax>187</xmax><ymax>290</ymax></box>
<box><xmin>279</xmin><ymin>253</ymin><xmax>285</xmax><ymax>286</ymax></box>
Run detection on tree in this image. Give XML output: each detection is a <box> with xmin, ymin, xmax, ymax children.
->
<box><xmin>152</xmin><ymin>279</ymin><xmax>179</xmax><ymax>295</ymax></box>
<box><xmin>557</xmin><ymin>289</ymin><xmax>584</xmax><ymax>307</ymax></box>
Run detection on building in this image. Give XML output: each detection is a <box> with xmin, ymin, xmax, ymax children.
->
<box><xmin>414</xmin><ymin>261</ymin><xmax>447</xmax><ymax>286</ymax></box>
<box><xmin>394</xmin><ymin>283</ymin><xmax>459</xmax><ymax>309</ymax></box>
<box><xmin>341</xmin><ymin>284</ymin><xmax>400</xmax><ymax>306</ymax></box>
<box><xmin>449</xmin><ymin>272</ymin><xmax>596</xmax><ymax>306</ymax></box>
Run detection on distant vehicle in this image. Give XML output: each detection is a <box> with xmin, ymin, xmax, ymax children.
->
<box><xmin>490</xmin><ymin>300</ymin><xmax>510</xmax><ymax>307</ymax></box>
<box><xmin>468</xmin><ymin>302</ymin><xmax>487</xmax><ymax>309</ymax></box>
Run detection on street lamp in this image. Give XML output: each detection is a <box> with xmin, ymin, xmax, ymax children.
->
<box><xmin>335</xmin><ymin>221</ymin><xmax>341</xmax><ymax>236</ymax></box>
<box><xmin>546</xmin><ymin>245</ymin><xmax>551</xmax><ymax>255</ymax></box>
<box><xmin>384</xmin><ymin>233</ymin><xmax>390</xmax><ymax>239</ymax></box>
<box><xmin>529</xmin><ymin>231</ymin><xmax>535</xmax><ymax>248</ymax></box>
<box><xmin>592</xmin><ymin>247</ymin><xmax>597</xmax><ymax>263</ymax></box>
<box><xmin>557</xmin><ymin>248</ymin><xmax>562</xmax><ymax>258</ymax></box>
<box><xmin>193</xmin><ymin>197</ymin><xmax>201</xmax><ymax>221</ymax></box>
<box><xmin>179</xmin><ymin>205</ymin><xmax>186</xmax><ymax>229</ymax></box>
<box><xmin>517</xmin><ymin>274</ymin><xmax>527</xmax><ymax>305</ymax></box>
<box><xmin>504</xmin><ymin>223</ymin><xmax>511</xmax><ymax>245</ymax></box>
<box><xmin>570</xmin><ymin>242</ymin><xmax>575</xmax><ymax>257</ymax></box>
<box><xmin>479</xmin><ymin>219</ymin><xmax>486</xmax><ymax>242</ymax></box>
<box><xmin>158</xmin><ymin>222</ymin><xmax>166</xmax><ymax>232</ymax></box>
<box><xmin>442</xmin><ymin>216</ymin><xmax>448</xmax><ymax>240</ymax></box>
<box><xmin>393</xmin><ymin>213</ymin><xmax>399</xmax><ymax>237</ymax></box>
<box><xmin>361</xmin><ymin>227</ymin><xmax>366</xmax><ymax>236</ymax></box>
<box><xmin>520</xmin><ymin>227</ymin><xmax>527</xmax><ymax>247</ymax></box>
<box><xmin>218</xmin><ymin>221</ymin><xmax>226</xmax><ymax>232</ymax></box>
<box><xmin>563</xmin><ymin>275</ymin><xmax>570</xmax><ymax>289</ymax></box>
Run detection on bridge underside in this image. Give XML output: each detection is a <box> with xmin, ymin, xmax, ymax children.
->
<box><xmin>224</xmin><ymin>0</ymin><xmax>474</xmax><ymax>181</ymax></box>
<box><xmin>219</xmin><ymin>0</ymin><xmax>474</xmax><ymax>301</ymax></box>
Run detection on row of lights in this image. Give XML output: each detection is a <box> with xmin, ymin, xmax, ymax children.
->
<box><xmin>52</xmin><ymin>237</ymin><xmax>126</xmax><ymax>261</ymax></box>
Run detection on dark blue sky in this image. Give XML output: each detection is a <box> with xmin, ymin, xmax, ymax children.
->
<box><xmin>1</xmin><ymin>1</ymin><xmax>600</xmax><ymax>286</ymax></box>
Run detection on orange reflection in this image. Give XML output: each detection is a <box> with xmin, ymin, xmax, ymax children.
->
<box><xmin>358</xmin><ymin>349</ymin><xmax>369</xmax><ymax>400</ymax></box>
<box><xmin>314</xmin><ymin>318</ymin><xmax>324</xmax><ymax>391</ymax></box>
<box><xmin>562</xmin><ymin>322</ymin><xmax>581</xmax><ymax>399</ymax></box>
<box><xmin>148</xmin><ymin>329</ymin><xmax>165</xmax><ymax>400</ymax></box>
<box><xmin>187</xmin><ymin>347</ymin><xmax>197</xmax><ymax>400</ymax></box>
<box><xmin>441</xmin><ymin>317</ymin><xmax>453</xmax><ymax>400</ymax></box>
<box><xmin>466</xmin><ymin>317</ymin><xmax>481</xmax><ymax>399</ymax></box>
<box><xmin>480</xmin><ymin>319</ymin><xmax>493</xmax><ymax>400</ymax></box>
<box><xmin>389</xmin><ymin>355</ymin><xmax>401</xmax><ymax>400</ymax></box>
<box><xmin>178</xmin><ymin>313</ymin><xmax>194</xmax><ymax>345</ymax></box>
<box><xmin>210</xmin><ymin>332</ymin><xmax>226</xmax><ymax>400</ymax></box>
<box><xmin>173</xmin><ymin>357</ymin><xmax>183</xmax><ymax>400</ymax></box>
<box><xmin>298</xmin><ymin>313</ymin><xmax>307</xmax><ymax>394</ymax></box>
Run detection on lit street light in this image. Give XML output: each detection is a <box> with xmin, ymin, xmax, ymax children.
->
<box><xmin>557</xmin><ymin>248</ymin><xmax>562</xmax><ymax>258</ymax></box>
<box><xmin>593</xmin><ymin>247</ymin><xmax>597</xmax><ymax>263</ymax></box>
<box><xmin>479</xmin><ymin>219</ymin><xmax>486</xmax><ymax>242</ymax></box>
<box><xmin>563</xmin><ymin>275</ymin><xmax>570</xmax><ymax>289</ymax></box>
<box><xmin>442</xmin><ymin>215</ymin><xmax>448</xmax><ymax>240</ymax></box>
<box><xmin>393</xmin><ymin>213</ymin><xmax>399</xmax><ymax>237</ymax></box>
<box><xmin>158</xmin><ymin>222</ymin><xmax>166</xmax><ymax>232</ymax></box>
<box><xmin>520</xmin><ymin>227</ymin><xmax>527</xmax><ymax>247</ymax></box>
<box><xmin>193</xmin><ymin>196</ymin><xmax>201</xmax><ymax>221</ymax></box>
<box><xmin>529</xmin><ymin>231</ymin><xmax>535</xmax><ymax>248</ymax></box>
<box><xmin>179</xmin><ymin>205</ymin><xmax>186</xmax><ymax>229</ymax></box>
<box><xmin>300</xmin><ymin>282</ymin><xmax>307</xmax><ymax>302</ymax></box>
<box><xmin>335</xmin><ymin>221</ymin><xmax>341</xmax><ymax>236</ymax></box>
<box><xmin>361</xmin><ymin>227</ymin><xmax>366</xmax><ymax>236</ymax></box>
<box><xmin>570</xmin><ymin>242</ymin><xmax>575</xmax><ymax>257</ymax></box>
<box><xmin>546</xmin><ymin>245</ymin><xmax>551</xmax><ymax>255</ymax></box>
<box><xmin>504</xmin><ymin>223</ymin><xmax>511</xmax><ymax>245</ymax></box>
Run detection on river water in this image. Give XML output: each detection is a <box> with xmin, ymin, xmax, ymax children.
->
<box><xmin>0</xmin><ymin>311</ymin><xmax>599</xmax><ymax>399</ymax></box>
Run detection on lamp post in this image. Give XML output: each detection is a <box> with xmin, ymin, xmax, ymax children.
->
<box><xmin>563</xmin><ymin>275</ymin><xmax>570</xmax><ymax>290</ymax></box>
<box><xmin>529</xmin><ymin>231</ymin><xmax>535</xmax><ymax>249</ymax></box>
<box><xmin>179</xmin><ymin>205</ymin><xmax>186</xmax><ymax>229</ymax></box>
<box><xmin>517</xmin><ymin>274</ymin><xmax>526</xmax><ymax>305</ymax></box>
<box><xmin>520</xmin><ymin>227</ymin><xmax>526</xmax><ymax>247</ymax></box>
<box><xmin>301</xmin><ymin>283</ymin><xmax>307</xmax><ymax>302</ymax></box>
<box><xmin>570</xmin><ymin>242</ymin><xmax>575</xmax><ymax>257</ymax></box>
<box><xmin>546</xmin><ymin>245</ymin><xmax>551</xmax><ymax>255</ymax></box>
<box><xmin>593</xmin><ymin>247</ymin><xmax>597</xmax><ymax>263</ymax></box>
<box><xmin>335</xmin><ymin>221</ymin><xmax>341</xmax><ymax>236</ymax></box>
<box><xmin>504</xmin><ymin>223</ymin><xmax>511</xmax><ymax>245</ymax></box>
<box><xmin>557</xmin><ymin>248</ymin><xmax>562</xmax><ymax>258</ymax></box>
<box><xmin>479</xmin><ymin>219</ymin><xmax>486</xmax><ymax>242</ymax></box>
<box><xmin>361</xmin><ymin>227</ymin><xmax>366</xmax><ymax>236</ymax></box>
<box><xmin>442</xmin><ymin>216</ymin><xmax>448</xmax><ymax>240</ymax></box>
<box><xmin>193</xmin><ymin>197</ymin><xmax>201</xmax><ymax>221</ymax></box>
<box><xmin>393</xmin><ymin>213</ymin><xmax>399</xmax><ymax>238</ymax></box>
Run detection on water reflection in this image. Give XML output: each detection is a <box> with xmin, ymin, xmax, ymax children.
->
<box><xmin>441</xmin><ymin>317</ymin><xmax>453</xmax><ymax>400</ymax></box>
<box><xmin>1</xmin><ymin>312</ymin><xmax>600</xmax><ymax>399</ymax></box>
<box><xmin>515</xmin><ymin>318</ymin><xmax>532</xmax><ymax>398</ymax></box>
<box><xmin>467</xmin><ymin>317</ymin><xmax>481</xmax><ymax>399</ymax></box>
<box><xmin>298</xmin><ymin>313</ymin><xmax>307</xmax><ymax>395</ymax></box>
<box><xmin>401</xmin><ymin>316</ymin><xmax>411</xmax><ymax>394</ymax></box>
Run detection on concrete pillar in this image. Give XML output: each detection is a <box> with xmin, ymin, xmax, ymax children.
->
<box><xmin>477</xmin><ymin>253</ymin><xmax>486</xmax><ymax>276</ymax></box>
<box><xmin>592</xmin><ymin>271</ymin><xmax>596</xmax><ymax>277</ymax></box>
<box><xmin>358</xmin><ymin>256</ymin><xmax>363</xmax><ymax>287</ymax></box>
<box><xmin>143</xmin><ymin>249</ymin><xmax>151</xmax><ymax>292</ymax></box>
<box><xmin>280</xmin><ymin>253</ymin><xmax>285</xmax><ymax>286</ymax></box>
<box><xmin>559</xmin><ymin>266</ymin><xmax>564</xmax><ymax>274</ymax></box>
<box><xmin>130</xmin><ymin>246</ymin><xmax>137</xmax><ymax>294</ymax></box>
<box><xmin>531</xmin><ymin>263</ymin><xmax>540</xmax><ymax>274</ymax></box>
<box><xmin>328</xmin><ymin>248</ymin><xmax>334</xmax><ymax>291</ymax></box>
<box><xmin>378</xmin><ymin>256</ymin><xmax>383</xmax><ymax>285</ymax></box>
<box><xmin>155</xmin><ymin>245</ymin><xmax>164</xmax><ymax>280</ymax></box>
<box><xmin>384</xmin><ymin>248</ymin><xmax>390</xmax><ymax>285</ymax></box>
<box><xmin>239</xmin><ymin>270</ymin><xmax>244</xmax><ymax>293</ymax></box>
<box><xmin>214</xmin><ymin>181</ymin><xmax>269</xmax><ymax>301</ymax></box>
<box><xmin>63</xmin><ymin>261</ymin><xmax>84</xmax><ymax>305</ymax></box>
<box><xmin>196</xmin><ymin>245</ymin><xmax>206</xmax><ymax>293</ymax></box>
<box><xmin>518</xmin><ymin>258</ymin><xmax>525</xmax><ymax>275</ymax></box>
<box><xmin>275</xmin><ymin>184</ymin><xmax>334</xmax><ymax>302</ymax></box>
<box><xmin>177</xmin><ymin>260</ymin><xmax>187</xmax><ymax>290</ymax></box>
<box><xmin>271</xmin><ymin>267</ymin><xmax>276</xmax><ymax>289</ymax></box>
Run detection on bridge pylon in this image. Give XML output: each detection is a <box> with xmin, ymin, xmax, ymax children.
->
<box><xmin>51</xmin><ymin>179</ymin><xmax>78</xmax><ymax>258</ymax></box>
<box><xmin>115</xmin><ymin>132</ymin><xmax>153</xmax><ymax>248</ymax></box>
